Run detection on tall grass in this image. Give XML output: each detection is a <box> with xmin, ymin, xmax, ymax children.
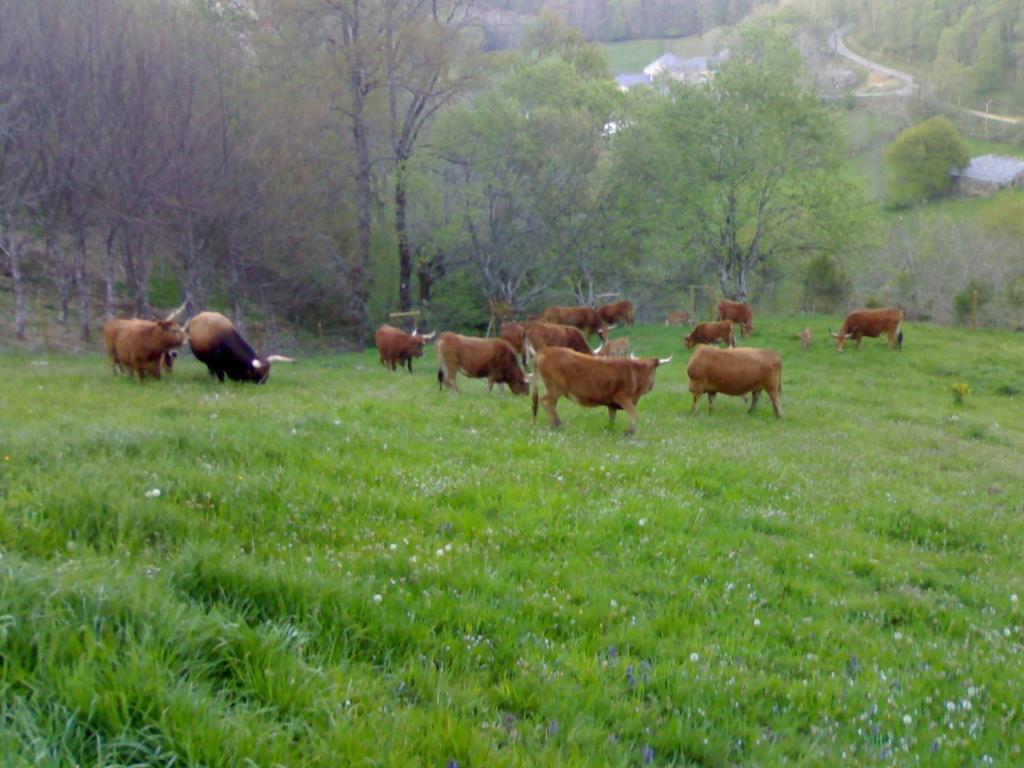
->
<box><xmin>2</xmin><ymin>316</ymin><xmax>1023</xmax><ymax>765</ymax></box>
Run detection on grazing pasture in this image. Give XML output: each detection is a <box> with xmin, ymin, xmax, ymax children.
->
<box><xmin>2</xmin><ymin>316</ymin><xmax>1023</xmax><ymax>766</ymax></box>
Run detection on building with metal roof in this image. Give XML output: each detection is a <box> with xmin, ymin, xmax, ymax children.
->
<box><xmin>952</xmin><ymin>154</ymin><xmax>1024</xmax><ymax>196</ymax></box>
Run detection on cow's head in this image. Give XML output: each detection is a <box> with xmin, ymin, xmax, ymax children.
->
<box><xmin>508</xmin><ymin>368</ymin><xmax>530</xmax><ymax>395</ymax></box>
<box><xmin>633</xmin><ymin>355</ymin><xmax>671</xmax><ymax>397</ymax></box>
<box><xmin>411</xmin><ymin>330</ymin><xmax>435</xmax><ymax>356</ymax></box>
<box><xmin>245</xmin><ymin>356</ymin><xmax>271</xmax><ymax>383</ymax></box>
<box><xmin>684</xmin><ymin>333</ymin><xmax>697</xmax><ymax>349</ymax></box>
<box><xmin>156</xmin><ymin>320</ymin><xmax>188</xmax><ymax>348</ymax></box>
<box><xmin>830</xmin><ymin>327</ymin><xmax>851</xmax><ymax>352</ymax></box>
<box><xmin>742</xmin><ymin>321</ymin><xmax>753</xmax><ymax>336</ymax></box>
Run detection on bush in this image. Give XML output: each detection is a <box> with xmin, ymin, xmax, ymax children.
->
<box><xmin>802</xmin><ymin>254</ymin><xmax>851</xmax><ymax>312</ymax></box>
<box><xmin>953</xmin><ymin>279</ymin><xmax>993</xmax><ymax>325</ymax></box>
<box><xmin>884</xmin><ymin>117</ymin><xmax>970</xmax><ymax>209</ymax></box>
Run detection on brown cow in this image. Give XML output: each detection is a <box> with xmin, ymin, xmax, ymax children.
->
<box><xmin>523</xmin><ymin>321</ymin><xmax>594</xmax><ymax>360</ymax></box>
<box><xmin>596</xmin><ymin>337</ymin><xmax>630</xmax><ymax>357</ymax></box>
<box><xmin>717</xmin><ymin>300</ymin><xmax>753</xmax><ymax>336</ymax></box>
<box><xmin>664</xmin><ymin>310</ymin><xmax>690</xmax><ymax>326</ymax></box>
<box><xmin>374</xmin><ymin>324</ymin><xmax>435</xmax><ymax>373</ymax></box>
<box><xmin>686</xmin><ymin>346</ymin><xmax>783</xmax><ymax>418</ymax></box>
<box><xmin>540</xmin><ymin>306</ymin><xmax>610</xmax><ymax>340</ymax></box>
<box><xmin>684</xmin><ymin>321</ymin><xmax>735</xmax><ymax>349</ymax></box>
<box><xmin>436</xmin><ymin>333</ymin><xmax>530</xmax><ymax>394</ymax></box>
<box><xmin>530</xmin><ymin>344</ymin><xmax>671</xmax><ymax>433</ymax></box>
<box><xmin>831</xmin><ymin>307</ymin><xmax>903</xmax><ymax>352</ymax></box>
<box><xmin>103</xmin><ymin>318</ymin><xmax>187</xmax><ymax>381</ymax></box>
<box><xmin>598</xmin><ymin>300</ymin><xmax>634</xmax><ymax>326</ymax></box>
<box><xmin>798</xmin><ymin>327</ymin><xmax>812</xmax><ymax>349</ymax></box>
<box><xmin>500</xmin><ymin>322</ymin><xmax>526</xmax><ymax>358</ymax></box>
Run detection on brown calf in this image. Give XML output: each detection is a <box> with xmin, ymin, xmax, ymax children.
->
<box><xmin>530</xmin><ymin>345</ymin><xmax>671</xmax><ymax>433</ymax></box>
<box><xmin>664</xmin><ymin>310</ymin><xmax>690</xmax><ymax>326</ymax></box>
<box><xmin>799</xmin><ymin>327</ymin><xmax>812</xmax><ymax>348</ymax></box>
<box><xmin>686</xmin><ymin>346</ymin><xmax>783</xmax><ymax>418</ymax></box>
<box><xmin>684</xmin><ymin>321</ymin><xmax>735</xmax><ymax>349</ymax></box>
<box><xmin>436</xmin><ymin>333</ymin><xmax>530</xmax><ymax>394</ymax></box>
<box><xmin>717</xmin><ymin>300</ymin><xmax>753</xmax><ymax>336</ymax></box>
<box><xmin>596</xmin><ymin>337</ymin><xmax>630</xmax><ymax>357</ymax></box>
<box><xmin>831</xmin><ymin>307</ymin><xmax>903</xmax><ymax>352</ymax></box>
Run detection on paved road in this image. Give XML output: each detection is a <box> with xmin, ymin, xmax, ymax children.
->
<box><xmin>829</xmin><ymin>24</ymin><xmax>1022</xmax><ymax>124</ymax></box>
<box><xmin>828</xmin><ymin>24</ymin><xmax>916</xmax><ymax>97</ymax></box>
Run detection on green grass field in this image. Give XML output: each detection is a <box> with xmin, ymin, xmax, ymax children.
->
<box><xmin>2</xmin><ymin>317</ymin><xmax>1024</xmax><ymax>765</ymax></box>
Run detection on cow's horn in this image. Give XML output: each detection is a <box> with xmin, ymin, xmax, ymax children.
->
<box><xmin>252</xmin><ymin>359</ymin><xmax>263</xmax><ymax>369</ymax></box>
<box><xmin>266</xmin><ymin>355</ymin><xmax>295</xmax><ymax>363</ymax></box>
<box><xmin>165</xmin><ymin>301</ymin><xmax>187</xmax><ymax>322</ymax></box>
<box><xmin>419</xmin><ymin>330</ymin><xmax>436</xmax><ymax>340</ymax></box>
<box><xmin>658</xmin><ymin>356</ymin><xmax>673</xmax><ymax>365</ymax></box>
<box><xmin>524</xmin><ymin>373</ymin><xmax>534</xmax><ymax>382</ymax></box>
<box><xmin>594</xmin><ymin>343</ymin><xmax>603</xmax><ymax>354</ymax></box>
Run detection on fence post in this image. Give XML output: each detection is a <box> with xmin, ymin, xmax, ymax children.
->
<box><xmin>971</xmin><ymin>289</ymin><xmax>978</xmax><ymax>331</ymax></box>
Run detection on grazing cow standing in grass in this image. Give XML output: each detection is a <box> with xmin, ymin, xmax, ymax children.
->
<box><xmin>596</xmin><ymin>337</ymin><xmax>630</xmax><ymax>357</ymax></box>
<box><xmin>717</xmin><ymin>300</ymin><xmax>754</xmax><ymax>336</ymax></box>
<box><xmin>374</xmin><ymin>324</ymin><xmax>435</xmax><ymax>373</ymax></box>
<box><xmin>686</xmin><ymin>346</ymin><xmax>783</xmax><ymax>417</ymax></box>
<box><xmin>598</xmin><ymin>300</ymin><xmax>634</xmax><ymax>326</ymax></box>
<box><xmin>665</xmin><ymin>310</ymin><xmax>690</xmax><ymax>326</ymax></box>
<box><xmin>187</xmin><ymin>311</ymin><xmax>292</xmax><ymax>383</ymax></box>
<box><xmin>540</xmin><ymin>306</ymin><xmax>610</xmax><ymax>340</ymax></box>
<box><xmin>831</xmin><ymin>307</ymin><xmax>903</xmax><ymax>352</ymax></box>
<box><xmin>530</xmin><ymin>345</ymin><xmax>671</xmax><ymax>433</ymax></box>
<box><xmin>684</xmin><ymin>321</ymin><xmax>735</xmax><ymax>349</ymax></box>
<box><xmin>102</xmin><ymin>318</ymin><xmax>187</xmax><ymax>381</ymax></box>
<box><xmin>436</xmin><ymin>332</ymin><xmax>530</xmax><ymax>394</ymax></box>
<box><xmin>799</xmin><ymin>327</ymin><xmax>812</xmax><ymax>348</ymax></box>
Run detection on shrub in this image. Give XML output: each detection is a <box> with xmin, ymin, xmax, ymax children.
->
<box><xmin>884</xmin><ymin>117</ymin><xmax>970</xmax><ymax>209</ymax></box>
<box><xmin>953</xmin><ymin>279</ymin><xmax>994</xmax><ymax>325</ymax></box>
<box><xmin>802</xmin><ymin>254</ymin><xmax>851</xmax><ymax>312</ymax></box>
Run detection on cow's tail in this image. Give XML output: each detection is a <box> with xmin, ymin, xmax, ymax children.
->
<box><xmin>524</xmin><ymin>340</ymin><xmax>537</xmax><ymax>367</ymax></box>
<box><xmin>530</xmin><ymin>372</ymin><xmax>539</xmax><ymax>422</ymax></box>
<box><xmin>896</xmin><ymin>320</ymin><xmax>904</xmax><ymax>350</ymax></box>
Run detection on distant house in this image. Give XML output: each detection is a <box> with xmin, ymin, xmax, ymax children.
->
<box><xmin>952</xmin><ymin>154</ymin><xmax>1024</xmax><ymax>196</ymax></box>
<box><xmin>614</xmin><ymin>73</ymin><xmax>652</xmax><ymax>91</ymax></box>
<box><xmin>643</xmin><ymin>54</ymin><xmax>683</xmax><ymax>78</ymax></box>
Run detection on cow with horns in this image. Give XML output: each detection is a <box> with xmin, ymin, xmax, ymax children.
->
<box><xmin>436</xmin><ymin>332</ymin><xmax>531</xmax><ymax>394</ymax></box>
<box><xmin>186</xmin><ymin>311</ymin><xmax>293</xmax><ymax>383</ymax></box>
<box><xmin>597</xmin><ymin>300</ymin><xmax>634</xmax><ymax>326</ymax></box>
<box><xmin>831</xmin><ymin>307</ymin><xmax>903</xmax><ymax>352</ymax></box>
<box><xmin>374</xmin><ymin>324</ymin><xmax>435</xmax><ymax>373</ymax></box>
<box><xmin>717</xmin><ymin>300</ymin><xmax>754</xmax><ymax>336</ymax></box>
<box><xmin>102</xmin><ymin>310</ymin><xmax>188</xmax><ymax>382</ymax></box>
<box><xmin>530</xmin><ymin>343</ymin><xmax>671</xmax><ymax>434</ymax></box>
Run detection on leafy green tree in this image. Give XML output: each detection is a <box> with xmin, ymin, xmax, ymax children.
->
<box><xmin>611</xmin><ymin>24</ymin><xmax>864</xmax><ymax>301</ymax></box>
<box><xmin>973</xmin><ymin>22</ymin><xmax>1007</xmax><ymax>93</ymax></box>
<box><xmin>953</xmin><ymin>278</ymin><xmax>993</xmax><ymax>325</ymax></box>
<box><xmin>884</xmin><ymin>117</ymin><xmax>970</xmax><ymax>209</ymax></box>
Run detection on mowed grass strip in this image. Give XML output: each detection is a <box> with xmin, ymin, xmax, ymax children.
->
<box><xmin>2</xmin><ymin>316</ymin><xmax>1023</xmax><ymax>766</ymax></box>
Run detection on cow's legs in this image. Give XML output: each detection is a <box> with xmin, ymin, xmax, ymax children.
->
<box><xmin>855</xmin><ymin>334</ymin><xmax>862</xmax><ymax>348</ymax></box>
<box><xmin>768</xmin><ymin>388</ymin><xmax>783</xmax><ymax>418</ymax></box>
<box><xmin>707</xmin><ymin>392</ymin><xmax>716</xmax><ymax>412</ymax></box>
<box><xmin>541</xmin><ymin>394</ymin><xmax>561</xmax><ymax>428</ymax></box>
<box><xmin>406</xmin><ymin>358</ymin><xmax>413</xmax><ymax>373</ymax></box>
<box><xmin>607</xmin><ymin>407</ymin><xmax>617</xmax><ymax>425</ymax></box>
<box><xmin>748</xmin><ymin>390</ymin><xmax>760</xmax><ymax>413</ymax></box>
<box><xmin>690</xmin><ymin>392</ymin><xmax>701</xmax><ymax>415</ymax></box>
<box><xmin>619</xmin><ymin>398</ymin><xmax>639</xmax><ymax>434</ymax></box>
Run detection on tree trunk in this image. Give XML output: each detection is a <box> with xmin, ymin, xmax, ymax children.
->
<box><xmin>104</xmin><ymin>226</ymin><xmax>118</xmax><ymax>321</ymax></box>
<box><xmin>2</xmin><ymin>228</ymin><xmax>29</xmax><ymax>341</ymax></box>
<box><xmin>122</xmin><ymin>229</ymin><xmax>150</xmax><ymax>317</ymax></box>
<box><xmin>47</xmin><ymin>232</ymin><xmax>71</xmax><ymax>329</ymax></box>
<box><xmin>352</xmin><ymin>105</ymin><xmax>373</xmax><ymax>347</ymax></box>
<box><xmin>226</xmin><ymin>241</ymin><xmax>245</xmax><ymax>334</ymax></box>
<box><xmin>74</xmin><ymin>226</ymin><xmax>91</xmax><ymax>343</ymax></box>
<box><xmin>182</xmin><ymin>220</ymin><xmax>207</xmax><ymax>317</ymax></box>
<box><xmin>395</xmin><ymin>161</ymin><xmax>413</xmax><ymax>312</ymax></box>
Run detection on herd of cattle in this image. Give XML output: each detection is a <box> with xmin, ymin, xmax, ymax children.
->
<box><xmin>376</xmin><ymin>300</ymin><xmax>905</xmax><ymax>433</ymax></box>
<box><xmin>99</xmin><ymin>298</ymin><xmax>903</xmax><ymax>434</ymax></box>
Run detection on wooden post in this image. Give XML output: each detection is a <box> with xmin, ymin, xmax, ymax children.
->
<box><xmin>318</xmin><ymin>322</ymin><xmax>324</xmax><ymax>355</ymax></box>
<box><xmin>706</xmin><ymin>285</ymin><xmax>715</xmax><ymax>319</ymax></box>
<box><xmin>689</xmin><ymin>285</ymin><xmax>696</xmax><ymax>317</ymax></box>
<box><xmin>971</xmin><ymin>289</ymin><xmax>978</xmax><ymax>331</ymax></box>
